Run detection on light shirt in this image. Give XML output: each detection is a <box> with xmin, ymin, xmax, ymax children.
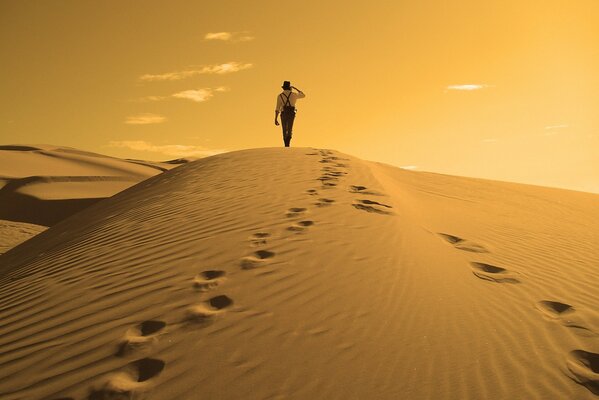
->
<box><xmin>275</xmin><ymin>90</ymin><xmax>306</xmax><ymax>112</ymax></box>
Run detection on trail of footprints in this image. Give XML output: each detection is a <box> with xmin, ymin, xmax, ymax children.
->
<box><xmin>85</xmin><ymin>150</ymin><xmax>340</xmax><ymax>398</ymax></box>
<box><xmin>314</xmin><ymin>152</ymin><xmax>599</xmax><ymax>394</ymax></box>
<box><xmin>89</xmin><ymin>266</ymin><xmax>234</xmax><ymax>398</ymax></box>
<box><xmin>70</xmin><ymin>150</ymin><xmax>353</xmax><ymax>399</ymax></box>
<box><xmin>349</xmin><ymin>186</ymin><xmax>394</xmax><ymax>215</ymax></box>
<box><xmin>438</xmin><ymin>232</ymin><xmax>599</xmax><ymax>395</ymax></box>
<box><xmin>314</xmin><ymin>149</ymin><xmax>349</xmax><ymax>191</ymax></box>
<box><xmin>316</xmin><ymin>149</ymin><xmax>395</xmax><ymax>216</ymax></box>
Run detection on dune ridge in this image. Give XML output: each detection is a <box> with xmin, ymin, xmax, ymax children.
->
<box><xmin>0</xmin><ymin>147</ymin><xmax>598</xmax><ymax>399</ymax></box>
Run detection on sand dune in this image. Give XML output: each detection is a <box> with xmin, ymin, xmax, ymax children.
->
<box><xmin>0</xmin><ymin>144</ymin><xmax>184</xmax><ymax>251</ymax></box>
<box><xmin>0</xmin><ymin>148</ymin><xmax>598</xmax><ymax>399</ymax></box>
<box><xmin>0</xmin><ymin>220</ymin><xmax>46</xmax><ymax>256</ymax></box>
<box><xmin>0</xmin><ymin>144</ymin><xmax>184</xmax><ymax>225</ymax></box>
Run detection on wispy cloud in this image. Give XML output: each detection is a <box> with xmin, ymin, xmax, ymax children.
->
<box><xmin>173</xmin><ymin>86</ymin><xmax>230</xmax><ymax>103</ymax></box>
<box><xmin>400</xmin><ymin>165</ymin><xmax>418</xmax><ymax>170</ymax></box>
<box><xmin>136</xmin><ymin>87</ymin><xmax>230</xmax><ymax>103</ymax></box>
<box><xmin>204</xmin><ymin>31</ymin><xmax>254</xmax><ymax>42</ymax></box>
<box><xmin>172</xmin><ymin>89</ymin><xmax>215</xmax><ymax>103</ymax></box>
<box><xmin>446</xmin><ymin>84</ymin><xmax>491</xmax><ymax>91</ymax></box>
<box><xmin>134</xmin><ymin>95</ymin><xmax>169</xmax><ymax>102</ymax></box>
<box><xmin>542</xmin><ymin>124</ymin><xmax>569</xmax><ymax>136</ymax></box>
<box><xmin>109</xmin><ymin>140</ymin><xmax>226</xmax><ymax>158</ymax></box>
<box><xmin>139</xmin><ymin>62</ymin><xmax>252</xmax><ymax>82</ymax></box>
<box><xmin>125</xmin><ymin>113</ymin><xmax>166</xmax><ymax>125</ymax></box>
<box><xmin>544</xmin><ymin>124</ymin><xmax>569</xmax><ymax>130</ymax></box>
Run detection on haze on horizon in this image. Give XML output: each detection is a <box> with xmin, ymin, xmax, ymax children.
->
<box><xmin>1</xmin><ymin>0</ymin><xmax>598</xmax><ymax>193</ymax></box>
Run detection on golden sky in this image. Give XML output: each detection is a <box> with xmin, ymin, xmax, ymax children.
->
<box><xmin>1</xmin><ymin>0</ymin><xmax>598</xmax><ymax>193</ymax></box>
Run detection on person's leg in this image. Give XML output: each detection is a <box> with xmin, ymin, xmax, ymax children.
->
<box><xmin>281</xmin><ymin>112</ymin><xmax>289</xmax><ymax>146</ymax></box>
<box><xmin>287</xmin><ymin>112</ymin><xmax>296</xmax><ymax>146</ymax></box>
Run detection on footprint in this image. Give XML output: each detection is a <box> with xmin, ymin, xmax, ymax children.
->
<box><xmin>193</xmin><ymin>270</ymin><xmax>226</xmax><ymax>291</ymax></box>
<box><xmin>306</xmin><ymin>189</ymin><xmax>319</xmax><ymax>196</ymax></box>
<box><xmin>325</xmin><ymin>171</ymin><xmax>347</xmax><ymax>177</ymax></box>
<box><xmin>318</xmin><ymin>177</ymin><xmax>339</xmax><ymax>184</ymax></box>
<box><xmin>287</xmin><ymin>220</ymin><xmax>315</xmax><ymax>232</ymax></box>
<box><xmin>349</xmin><ymin>185</ymin><xmax>381</xmax><ymax>195</ymax></box>
<box><xmin>536</xmin><ymin>301</ymin><xmax>597</xmax><ymax>336</ymax></box>
<box><xmin>565</xmin><ymin>350</ymin><xmax>599</xmax><ymax>395</ymax></box>
<box><xmin>538</xmin><ymin>300</ymin><xmax>573</xmax><ymax>316</ymax></box>
<box><xmin>470</xmin><ymin>262</ymin><xmax>520</xmax><ymax>284</ymax></box>
<box><xmin>208</xmin><ymin>295</ymin><xmax>234</xmax><ymax>309</ymax></box>
<box><xmin>251</xmin><ymin>232</ymin><xmax>270</xmax><ymax>238</ymax></box>
<box><xmin>187</xmin><ymin>295</ymin><xmax>234</xmax><ymax>322</ymax></box>
<box><xmin>286</xmin><ymin>207</ymin><xmax>307</xmax><ymax>218</ymax></box>
<box><xmin>322</xmin><ymin>182</ymin><xmax>337</xmax><ymax>188</ymax></box>
<box><xmin>438</xmin><ymin>233</ymin><xmax>489</xmax><ymax>253</ymax></box>
<box><xmin>89</xmin><ymin>358</ymin><xmax>165</xmax><ymax>399</ymax></box>
<box><xmin>438</xmin><ymin>233</ymin><xmax>462</xmax><ymax>244</ymax></box>
<box><xmin>250</xmin><ymin>232</ymin><xmax>271</xmax><ymax>246</ymax></box>
<box><xmin>357</xmin><ymin>199</ymin><xmax>392</xmax><ymax>208</ymax></box>
<box><xmin>318</xmin><ymin>175</ymin><xmax>338</xmax><ymax>180</ymax></box>
<box><xmin>352</xmin><ymin>203</ymin><xmax>393</xmax><ymax>215</ymax></box>
<box><xmin>116</xmin><ymin>321</ymin><xmax>167</xmax><ymax>357</ymax></box>
<box><xmin>315</xmin><ymin>198</ymin><xmax>335</xmax><ymax>207</ymax></box>
<box><xmin>241</xmin><ymin>250</ymin><xmax>275</xmax><ymax>269</ymax></box>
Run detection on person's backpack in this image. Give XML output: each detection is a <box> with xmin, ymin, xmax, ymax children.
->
<box><xmin>280</xmin><ymin>92</ymin><xmax>295</xmax><ymax>114</ymax></box>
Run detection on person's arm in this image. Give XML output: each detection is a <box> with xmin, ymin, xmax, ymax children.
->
<box><xmin>292</xmin><ymin>86</ymin><xmax>306</xmax><ymax>98</ymax></box>
<box><xmin>275</xmin><ymin>95</ymin><xmax>281</xmax><ymax>125</ymax></box>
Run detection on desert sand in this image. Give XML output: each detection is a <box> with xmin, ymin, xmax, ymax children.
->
<box><xmin>0</xmin><ymin>147</ymin><xmax>598</xmax><ymax>399</ymax></box>
<box><xmin>0</xmin><ymin>145</ymin><xmax>184</xmax><ymax>253</ymax></box>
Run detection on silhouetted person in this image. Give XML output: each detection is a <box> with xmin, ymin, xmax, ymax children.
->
<box><xmin>274</xmin><ymin>81</ymin><xmax>305</xmax><ymax>147</ymax></box>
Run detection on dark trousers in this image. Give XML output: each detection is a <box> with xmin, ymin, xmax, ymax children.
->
<box><xmin>281</xmin><ymin>110</ymin><xmax>296</xmax><ymax>147</ymax></box>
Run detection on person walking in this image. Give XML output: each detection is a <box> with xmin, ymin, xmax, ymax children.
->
<box><xmin>274</xmin><ymin>81</ymin><xmax>306</xmax><ymax>147</ymax></box>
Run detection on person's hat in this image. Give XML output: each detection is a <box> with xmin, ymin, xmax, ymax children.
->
<box><xmin>282</xmin><ymin>81</ymin><xmax>292</xmax><ymax>90</ymax></box>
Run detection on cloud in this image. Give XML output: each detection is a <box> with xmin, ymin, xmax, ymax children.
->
<box><xmin>446</xmin><ymin>84</ymin><xmax>491</xmax><ymax>91</ymax></box>
<box><xmin>134</xmin><ymin>95</ymin><xmax>168</xmax><ymax>102</ymax></box>
<box><xmin>172</xmin><ymin>88</ymin><xmax>214</xmax><ymax>103</ymax></box>
<box><xmin>109</xmin><ymin>140</ymin><xmax>226</xmax><ymax>158</ymax></box>
<box><xmin>400</xmin><ymin>165</ymin><xmax>418</xmax><ymax>170</ymax></box>
<box><xmin>139</xmin><ymin>62</ymin><xmax>252</xmax><ymax>81</ymax></box>
<box><xmin>134</xmin><ymin>87</ymin><xmax>230</xmax><ymax>103</ymax></box>
<box><xmin>544</xmin><ymin>124</ymin><xmax>569</xmax><ymax>130</ymax></box>
<box><xmin>125</xmin><ymin>113</ymin><xmax>166</xmax><ymax>125</ymax></box>
<box><xmin>542</xmin><ymin>124</ymin><xmax>569</xmax><ymax>136</ymax></box>
<box><xmin>204</xmin><ymin>31</ymin><xmax>255</xmax><ymax>42</ymax></box>
<box><xmin>172</xmin><ymin>87</ymin><xmax>230</xmax><ymax>103</ymax></box>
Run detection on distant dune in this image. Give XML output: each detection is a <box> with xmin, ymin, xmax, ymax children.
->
<box><xmin>0</xmin><ymin>144</ymin><xmax>185</xmax><ymax>253</ymax></box>
<box><xmin>0</xmin><ymin>148</ymin><xmax>598</xmax><ymax>399</ymax></box>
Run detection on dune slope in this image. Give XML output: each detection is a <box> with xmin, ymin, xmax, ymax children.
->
<box><xmin>0</xmin><ymin>148</ymin><xmax>598</xmax><ymax>400</ymax></box>
<box><xmin>0</xmin><ymin>144</ymin><xmax>180</xmax><ymax>227</ymax></box>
